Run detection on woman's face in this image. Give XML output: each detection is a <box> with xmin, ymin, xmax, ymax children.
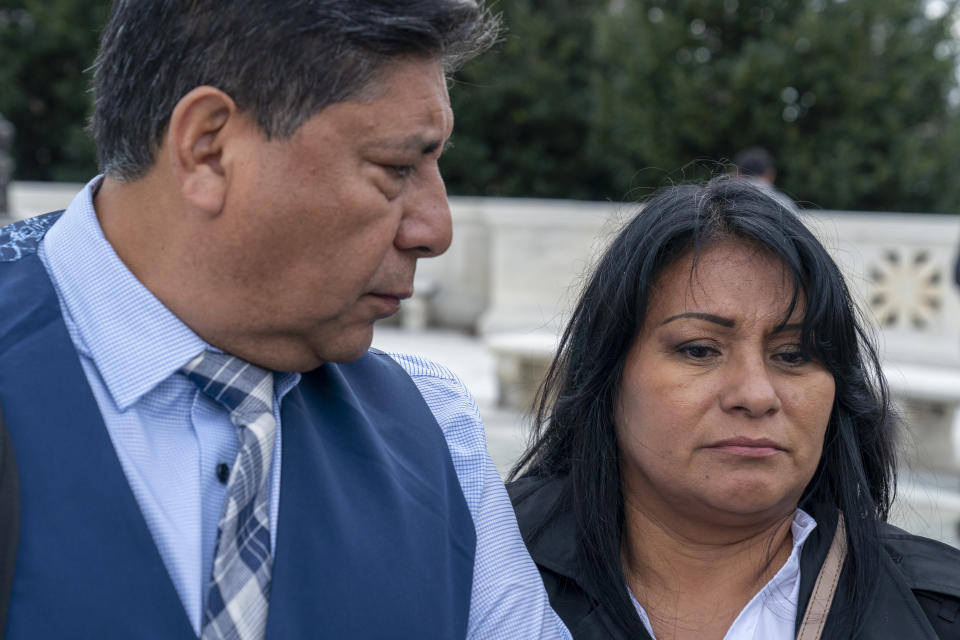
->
<box><xmin>615</xmin><ymin>238</ymin><xmax>835</xmax><ymax>528</ymax></box>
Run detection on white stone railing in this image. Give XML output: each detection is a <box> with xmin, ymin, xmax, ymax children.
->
<box><xmin>12</xmin><ymin>182</ymin><xmax>960</xmax><ymax>371</ymax></box>
<box><xmin>809</xmin><ymin>211</ymin><xmax>960</xmax><ymax>478</ymax></box>
<box><xmin>454</xmin><ymin>197</ymin><xmax>960</xmax><ymax>543</ymax></box>
<box><xmin>450</xmin><ymin>199</ymin><xmax>960</xmax><ymax>469</ymax></box>
<box><xmin>468</xmin><ymin>201</ymin><xmax>960</xmax><ymax>364</ymax></box>
<box><xmin>12</xmin><ymin>183</ymin><xmax>960</xmax><ymax>376</ymax></box>
<box><xmin>9</xmin><ymin>181</ymin><xmax>85</xmax><ymax>220</ymax></box>
<box><xmin>10</xmin><ymin>182</ymin><xmax>960</xmax><ymax>541</ymax></box>
<box><xmin>810</xmin><ymin>211</ymin><xmax>960</xmax><ymax>369</ymax></box>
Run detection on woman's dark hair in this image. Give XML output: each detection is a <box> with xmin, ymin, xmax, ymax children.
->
<box><xmin>510</xmin><ymin>176</ymin><xmax>897</xmax><ymax>635</ymax></box>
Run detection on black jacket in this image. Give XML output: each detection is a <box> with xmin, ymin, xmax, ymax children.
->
<box><xmin>509</xmin><ymin>476</ymin><xmax>960</xmax><ymax>639</ymax></box>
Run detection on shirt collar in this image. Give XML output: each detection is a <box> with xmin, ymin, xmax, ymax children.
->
<box><xmin>40</xmin><ymin>176</ymin><xmax>217</xmax><ymax>410</ymax></box>
<box><xmin>790</xmin><ymin>508</ymin><xmax>817</xmax><ymax>549</ymax></box>
<box><xmin>761</xmin><ymin>507</ymin><xmax>817</xmax><ymax>601</ymax></box>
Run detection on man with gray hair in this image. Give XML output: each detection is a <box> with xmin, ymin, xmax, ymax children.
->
<box><xmin>0</xmin><ymin>2</ymin><xmax>570</xmax><ymax>639</ymax></box>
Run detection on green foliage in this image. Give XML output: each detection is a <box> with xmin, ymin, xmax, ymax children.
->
<box><xmin>2</xmin><ymin>0</ymin><xmax>959</xmax><ymax>211</ymax></box>
<box><xmin>0</xmin><ymin>0</ymin><xmax>109</xmax><ymax>181</ymax></box>
<box><xmin>445</xmin><ymin>0</ymin><xmax>960</xmax><ymax>212</ymax></box>
<box><xmin>445</xmin><ymin>1</ymin><xmax>602</xmax><ymax>200</ymax></box>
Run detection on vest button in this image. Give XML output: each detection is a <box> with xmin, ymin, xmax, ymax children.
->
<box><xmin>216</xmin><ymin>463</ymin><xmax>230</xmax><ymax>484</ymax></box>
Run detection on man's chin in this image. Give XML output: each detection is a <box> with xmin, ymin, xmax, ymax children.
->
<box><xmin>223</xmin><ymin>325</ymin><xmax>376</xmax><ymax>372</ymax></box>
<box><xmin>304</xmin><ymin>326</ymin><xmax>377</xmax><ymax>368</ymax></box>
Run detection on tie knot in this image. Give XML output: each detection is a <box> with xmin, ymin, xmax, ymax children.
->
<box><xmin>181</xmin><ymin>351</ymin><xmax>274</xmax><ymax>424</ymax></box>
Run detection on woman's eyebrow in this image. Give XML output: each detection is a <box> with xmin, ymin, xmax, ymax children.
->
<box><xmin>770</xmin><ymin>322</ymin><xmax>803</xmax><ymax>334</ymax></box>
<box><xmin>660</xmin><ymin>312</ymin><xmax>734</xmax><ymax>328</ymax></box>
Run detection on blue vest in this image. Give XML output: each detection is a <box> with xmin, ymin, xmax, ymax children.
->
<box><xmin>0</xmin><ymin>214</ymin><xmax>476</xmax><ymax>639</ymax></box>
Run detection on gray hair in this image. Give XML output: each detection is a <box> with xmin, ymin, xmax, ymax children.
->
<box><xmin>89</xmin><ymin>0</ymin><xmax>500</xmax><ymax>180</ymax></box>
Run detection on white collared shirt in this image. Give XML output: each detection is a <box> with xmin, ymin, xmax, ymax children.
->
<box><xmin>629</xmin><ymin>509</ymin><xmax>818</xmax><ymax>640</ymax></box>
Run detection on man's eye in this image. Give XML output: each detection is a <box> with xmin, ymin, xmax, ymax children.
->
<box><xmin>387</xmin><ymin>164</ymin><xmax>415</xmax><ymax>178</ymax></box>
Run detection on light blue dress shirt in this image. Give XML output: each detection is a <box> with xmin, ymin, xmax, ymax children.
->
<box><xmin>38</xmin><ymin>177</ymin><xmax>569</xmax><ymax>639</ymax></box>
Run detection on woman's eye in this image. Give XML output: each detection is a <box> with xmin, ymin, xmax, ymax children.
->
<box><xmin>678</xmin><ymin>344</ymin><xmax>717</xmax><ymax>360</ymax></box>
<box><xmin>774</xmin><ymin>349</ymin><xmax>811</xmax><ymax>366</ymax></box>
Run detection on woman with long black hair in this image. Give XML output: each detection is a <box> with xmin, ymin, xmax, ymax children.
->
<box><xmin>509</xmin><ymin>177</ymin><xmax>960</xmax><ymax>639</ymax></box>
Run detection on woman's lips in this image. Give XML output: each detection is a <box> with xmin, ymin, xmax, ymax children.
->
<box><xmin>706</xmin><ymin>438</ymin><xmax>784</xmax><ymax>457</ymax></box>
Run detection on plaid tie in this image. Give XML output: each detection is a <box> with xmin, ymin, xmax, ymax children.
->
<box><xmin>182</xmin><ymin>351</ymin><xmax>277</xmax><ymax>640</ymax></box>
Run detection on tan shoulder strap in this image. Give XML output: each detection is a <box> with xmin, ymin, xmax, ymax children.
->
<box><xmin>796</xmin><ymin>513</ymin><xmax>847</xmax><ymax>640</ymax></box>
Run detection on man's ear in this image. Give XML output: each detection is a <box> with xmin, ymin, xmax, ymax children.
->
<box><xmin>166</xmin><ymin>86</ymin><xmax>239</xmax><ymax>216</ymax></box>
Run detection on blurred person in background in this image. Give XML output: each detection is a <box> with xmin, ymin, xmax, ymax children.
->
<box><xmin>733</xmin><ymin>146</ymin><xmax>797</xmax><ymax>212</ymax></box>
<box><xmin>733</xmin><ymin>147</ymin><xmax>778</xmax><ymax>187</ymax></box>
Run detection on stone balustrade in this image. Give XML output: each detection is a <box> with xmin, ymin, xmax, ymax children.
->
<box><xmin>9</xmin><ymin>181</ymin><xmax>960</xmax><ymax>541</ymax></box>
<box><xmin>458</xmin><ymin>197</ymin><xmax>960</xmax><ymax>542</ymax></box>
<box><xmin>474</xmin><ymin>199</ymin><xmax>960</xmax><ymax>458</ymax></box>
<box><xmin>8</xmin><ymin>181</ymin><xmax>84</xmax><ymax>220</ymax></box>
<box><xmin>12</xmin><ymin>185</ymin><xmax>960</xmax><ymax>407</ymax></box>
<box><xmin>10</xmin><ymin>183</ymin><xmax>960</xmax><ymax>373</ymax></box>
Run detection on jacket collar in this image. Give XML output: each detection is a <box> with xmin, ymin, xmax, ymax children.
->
<box><xmin>508</xmin><ymin>475</ymin><xmax>581</xmax><ymax>581</ymax></box>
<box><xmin>797</xmin><ymin>501</ymin><xmax>939</xmax><ymax>639</ymax></box>
<box><xmin>513</xmin><ymin>478</ymin><xmax>942</xmax><ymax>640</ymax></box>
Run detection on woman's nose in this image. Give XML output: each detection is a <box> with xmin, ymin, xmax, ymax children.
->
<box><xmin>719</xmin><ymin>354</ymin><xmax>782</xmax><ymax>417</ymax></box>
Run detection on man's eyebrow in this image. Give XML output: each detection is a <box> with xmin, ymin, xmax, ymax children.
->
<box><xmin>372</xmin><ymin>134</ymin><xmax>448</xmax><ymax>155</ymax></box>
<box><xmin>660</xmin><ymin>312</ymin><xmax>735</xmax><ymax>328</ymax></box>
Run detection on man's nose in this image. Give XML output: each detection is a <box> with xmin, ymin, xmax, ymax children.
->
<box><xmin>395</xmin><ymin>161</ymin><xmax>453</xmax><ymax>258</ymax></box>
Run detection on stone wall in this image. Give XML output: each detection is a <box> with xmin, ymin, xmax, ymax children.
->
<box><xmin>10</xmin><ymin>181</ymin><xmax>960</xmax><ymax>541</ymax></box>
<box><xmin>12</xmin><ymin>184</ymin><xmax>960</xmax><ymax>371</ymax></box>
<box><xmin>9</xmin><ymin>181</ymin><xmax>84</xmax><ymax>220</ymax></box>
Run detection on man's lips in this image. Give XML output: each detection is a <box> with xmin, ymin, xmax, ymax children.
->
<box><xmin>366</xmin><ymin>291</ymin><xmax>412</xmax><ymax>314</ymax></box>
<box><xmin>705</xmin><ymin>437</ymin><xmax>785</xmax><ymax>457</ymax></box>
<box><xmin>368</xmin><ymin>290</ymin><xmax>412</xmax><ymax>302</ymax></box>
